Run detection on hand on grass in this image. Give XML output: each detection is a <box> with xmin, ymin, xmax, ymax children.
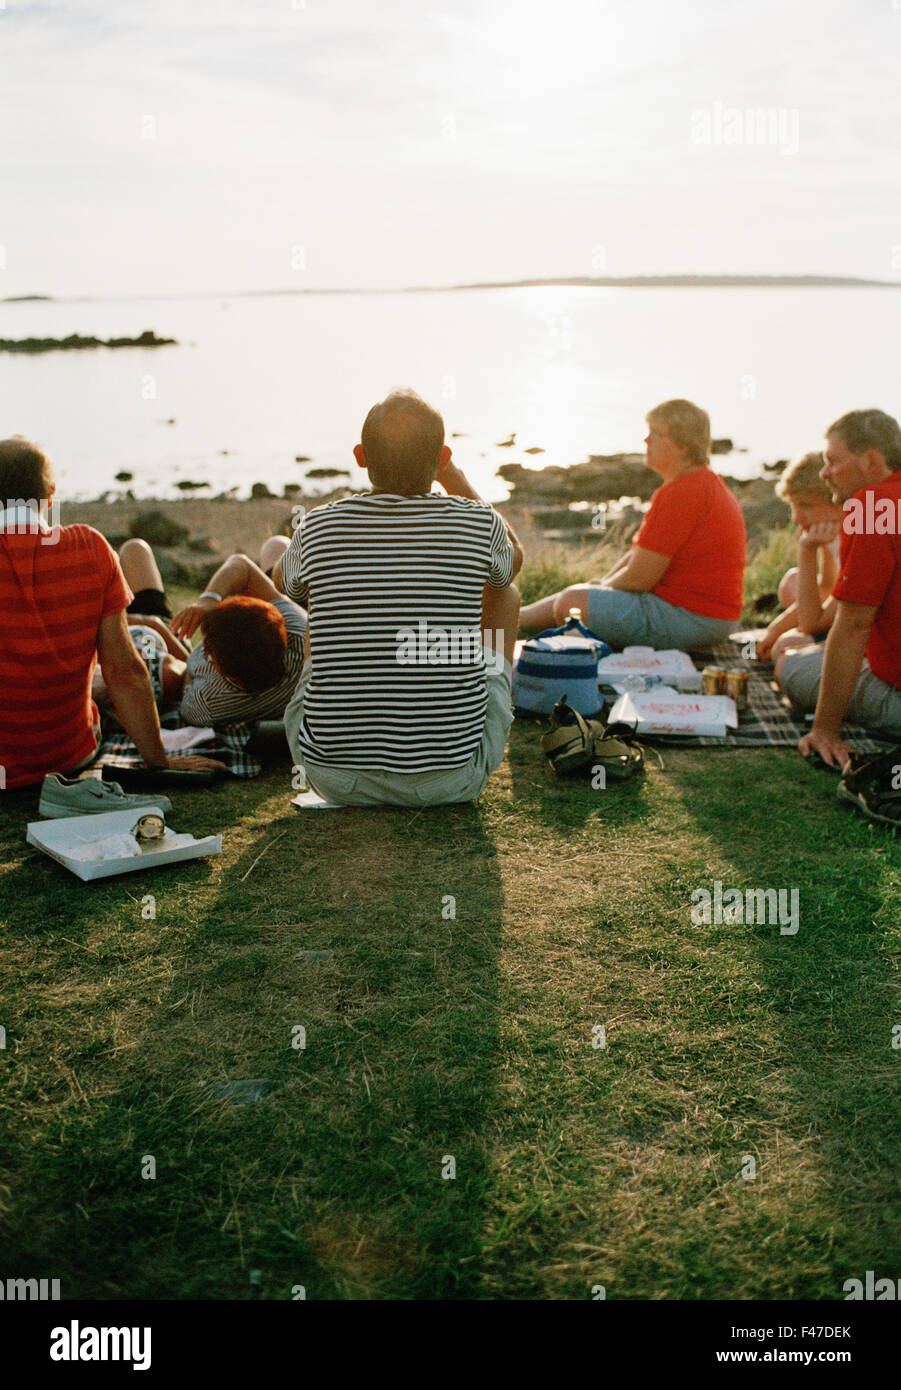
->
<box><xmin>799</xmin><ymin>726</ymin><xmax>851</xmax><ymax>770</ymax></box>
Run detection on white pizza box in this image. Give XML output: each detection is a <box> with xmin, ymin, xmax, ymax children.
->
<box><xmin>26</xmin><ymin>805</ymin><xmax>222</xmax><ymax>882</ymax></box>
<box><xmin>597</xmin><ymin>648</ymin><xmax>702</xmax><ymax>691</ymax></box>
<box><xmin>608</xmin><ymin>686</ymin><xmax>738</xmax><ymax>738</ymax></box>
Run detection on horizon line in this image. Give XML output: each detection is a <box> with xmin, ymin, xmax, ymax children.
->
<box><xmin>5</xmin><ymin>272</ymin><xmax>901</xmax><ymax>305</ymax></box>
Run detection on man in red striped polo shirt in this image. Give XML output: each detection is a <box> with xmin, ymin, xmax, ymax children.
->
<box><xmin>0</xmin><ymin>436</ymin><xmax>222</xmax><ymax>798</ymax></box>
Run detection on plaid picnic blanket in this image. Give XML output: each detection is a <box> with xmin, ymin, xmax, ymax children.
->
<box><xmin>96</xmin><ymin>707</ymin><xmax>264</xmax><ymax>778</ymax></box>
<box><xmin>628</xmin><ymin>640</ymin><xmax>895</xmax><ymax>752</ymax></box>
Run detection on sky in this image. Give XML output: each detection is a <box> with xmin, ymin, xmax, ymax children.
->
<box><xmin>1</xmin><ymin>0</ymin><xmax>900</xmax><ymax>297</ymax></box>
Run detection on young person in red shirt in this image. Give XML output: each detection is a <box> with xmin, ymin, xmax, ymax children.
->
<box><xmin>778</xmin><ymin>410</ymin><xmax>901</xmax><ymax>767</ymax></box>
<box><xmin>519</xmin><ymin>399</ymin><xmax>746</xmax><ymax>650</ymax></box>
<box><xmin>0</xmin><ymin>436</ymin><xmax>223</xmax><ymax>799</ymax></box>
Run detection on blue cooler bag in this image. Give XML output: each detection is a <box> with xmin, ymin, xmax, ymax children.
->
<box><xmin>513</xmin><ymin>616</ymin><xmax>610</xmax><ymax>718</ymax></box>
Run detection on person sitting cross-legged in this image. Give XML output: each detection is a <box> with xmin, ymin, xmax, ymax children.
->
<box><xmin>782</xmin><ymin>409</ymin><xmax>901</xmax><ymax>770</ymax></box>
<box><xmin>274</xmin><ymin>388</ymin><xmax>523</xmax><ymax>807</ymax></box>
<box><xmin>519</xmin><ymin>399</ymin><xmax>746</xmax><ymax>651</ymax></box>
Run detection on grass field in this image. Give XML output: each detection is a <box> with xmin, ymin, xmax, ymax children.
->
<box><xmin>2</xmin><ymin>534</ymin><xmax>900</xmax><ymax>1300</ymax></box>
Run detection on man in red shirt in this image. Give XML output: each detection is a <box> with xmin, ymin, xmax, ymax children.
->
<box><xmin>779</xmin><ymin>410</ymin><xmax>901</xmax><ymax>768</ymax></box>
<box><xmin>519</xmin><ymin>399</ymin><xmax>746</xmax><ymax>650</ymax></box>
<box><xmin>0</xmin><ymin>436</ymin><xmax>223</xmax><ymax>802</ymax></box>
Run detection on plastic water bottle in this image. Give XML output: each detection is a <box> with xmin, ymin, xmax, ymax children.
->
<box><xmin>622</xmin><ymin>673</ymin><xmax>664</xmax><ymax>693</ymax></box>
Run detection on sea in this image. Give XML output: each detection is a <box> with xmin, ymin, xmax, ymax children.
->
<box><xmin>2</xmin><ymin>285</ymin><xmax>899</xmax><ymax>503</ymax></box>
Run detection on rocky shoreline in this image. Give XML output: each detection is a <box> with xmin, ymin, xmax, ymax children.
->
<box><xmin>497</xmin><ymin>453</ymin><xmax>790</xmax><ymax>548</ymax></box>
<box><xmin>61</xmin><ymin>449</ymin><xmax>792</xmax><ymax>591</ymax></box>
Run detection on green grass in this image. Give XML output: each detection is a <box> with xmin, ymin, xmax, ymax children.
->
<box><xmin>1</xmin><ymin>537</ymin><xmax>900</xmax><ymax>1301</ymax></box>
<box><xmin>512</xmin><ymin>524</ymin><xmax>797</xmax><ymax>623</ymax></box>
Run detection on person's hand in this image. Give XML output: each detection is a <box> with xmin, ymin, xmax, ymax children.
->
<box><xmin>435</xmin><ymin>454</ymin><xmax>465</xmax><ymax>494</ymax></box>
<box><xmin>799</xmin><ymin>520</ymin><xmax>840</xmax><ymax>551</ymax></box>
<box><xmin>756</xmin><ymin>623</ymin><xmax>780</xmax><ymax>661</ymax></box>
<box><xmin>799</xmin><ymin>726</ymin><xmax>851</xmax><ymax>770</ymax></box>
<box><xmin>160</xmin><ymin>754</ymin><xmax>227</xmax><ymax>772</ymax></box>
<box><xmin>170</xmin><ymin>596</ymin><xmax>220</xmax><ymax>641</ymax></box>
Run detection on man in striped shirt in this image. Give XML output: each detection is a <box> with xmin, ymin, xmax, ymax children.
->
<box><xmin>276</xmin><ymin>390</ymin><xmax>523</xmax><ymax>806</ymax></box>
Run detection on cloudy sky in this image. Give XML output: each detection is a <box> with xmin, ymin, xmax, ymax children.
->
<box><xmin>1</xmin><ymin>0</ymin><xmax>899</xmax><ymax>296</ymax></box>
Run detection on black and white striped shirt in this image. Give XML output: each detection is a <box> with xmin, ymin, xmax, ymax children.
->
<box><xmin>282</xmin><ymin>492</ymin><xmax>514</xmax><ymax>771</ymax></box>
<box><xmin>180</xmin><ymin>599</ymin><xmax>307</xmax><ymax>727</ymax></box>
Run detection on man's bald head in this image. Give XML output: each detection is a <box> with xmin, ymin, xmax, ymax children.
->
<box><xmin>360</xmin><ymin>389</ymin><xmax>445</xmax><ymax>496</ymax></box>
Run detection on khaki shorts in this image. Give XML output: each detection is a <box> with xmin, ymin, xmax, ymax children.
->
<box><xmin>780</xmin><ymin>646</ymin><xmax>901</xmax><ymax>739</ymax></box>
<box><xmin>285</xmin><ymin>656</ymin><xmax>513</xmax><ymax>807</ymax></box>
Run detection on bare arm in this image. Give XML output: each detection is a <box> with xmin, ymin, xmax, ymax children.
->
<box><xmin>797</xmin><ymin>599</ymin><xmax>875</xmax><ymax>768</ymax></box>
<box><xmin>797</xmin><ymin>524</ymin><xmax>840</xmax><ymax>634</ymax></box>
<box><xmin>597</xmin><ymin>553</ymin><xmax>632</xmax><ymax>584</ymax></box>
<box><xmin>170</xmin><ymin>554</ymin><xmax>305</xmax><ymax>640</ymax></box>
<box><xmin>435</xmin><ymin>458</ymin><xmax>524</xmax><ymax>576</ymax></box>
<box><xmin>604</xmin><ymin>546</ymin><xmax>670</xmax><ymax>594</ymax></box>
<box><xmin>97</xmin><ymin>611</ymin><xmax>225</xmax><ymax>771</ymax></box>
<box><xmin>758</xmin><ymin>603</ymin><xmax>802</xmax><ymax>660</ymax></box>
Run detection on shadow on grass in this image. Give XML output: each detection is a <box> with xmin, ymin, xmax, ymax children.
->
<box><xmin>1</xmin><ymin>788</ymin><xmax>506</xmax><ymax>1300</ymax></box>
<box><xmin>665</xmin><ymin>749</ymin><xmax>901</xmax><ymax>1284</ymax></box>
<box><xmin>506</xmin><ymin>719</ymin><xmax>653</xmax><ymax>832</ymax></box>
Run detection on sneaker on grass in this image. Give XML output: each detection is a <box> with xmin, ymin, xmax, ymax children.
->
<box><xmin>38</xmin><ymin>773</ymin><xmax>173</xmax><ymax>820</ymax></box>
<box><xmin>837</xmin><ymin>751</ymin><xmax>901</xmax><ymax>827</ymax></box>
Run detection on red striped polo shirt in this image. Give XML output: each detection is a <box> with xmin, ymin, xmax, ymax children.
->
<box><xmin>0</xmin><ymin>521</ymin><xmax>132</xmax><ymax>789</ymax></box>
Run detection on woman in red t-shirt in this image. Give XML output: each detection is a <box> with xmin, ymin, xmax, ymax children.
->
<box><xmin>519</xmin><ymin>399</ymin><xmax>746</xmax><ymax>651</ymax></box>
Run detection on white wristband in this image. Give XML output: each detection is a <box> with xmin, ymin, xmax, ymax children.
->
<box><xmin>199</xmin><ymin>591</ymin><xmax>222</xmax><ymax>603</ymax></box>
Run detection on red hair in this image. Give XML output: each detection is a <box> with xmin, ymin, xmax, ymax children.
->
<box><xmin>200</xmin><ymin>597</ymin><xmax>287</xmax><ymax>692</ymax></box>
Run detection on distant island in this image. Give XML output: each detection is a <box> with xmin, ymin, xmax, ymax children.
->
<box><xmin>0</xmin><ymin>330</ymin><xmax>177</xmax><ymax>354</ymax></box>
<box><xmin>245</xmin><ymin>273</ymin><xmax>901</xmax><ymax>296</ymax></box>
<box><xmin>447</xmin><ymin>274</ymin><xmax>901</xmax><ymax>291</ymax></box>
<box><xmin>4</xmin><ymin>275</ymin><xmax>899</xmax><ymax>306</ymax></box>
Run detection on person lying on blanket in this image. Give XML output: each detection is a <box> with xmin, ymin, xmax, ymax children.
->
<box><xmin>779</xmin><ymin>409</ymin><xmax>901</xmax><ymax>766</ymax></box>
<box><xmin>273</xmin><ymin>387</ymin><xmax>524</xmax><ymax>807</ymax></box>
<box><xmin>92</xmin><ymin>536</ymin><xmax>308</xmax><ymax>730</ymax></box>
<box><xmin>518</xmin><ymin>399</ymin><xmax>746</xmax><ymax>652</ymax></box>
<box><xmin>0</xmin><ymin>437</ymin><xmax>224</xmax><ymax>803</ymax></box>
<box><xmin>756</xmin><ymin>453</ymin><xmax>842</xmax><ymax>662</ymax></box>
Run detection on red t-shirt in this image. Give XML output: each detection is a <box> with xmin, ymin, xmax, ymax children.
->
<box><xmin>832</xmin><ymin>472</ymin><xmax>901</xmax><ymax>689</ymax></box>
<box><xmin>632</xmin><ymin>467</ymin><xmax>746</xmax><ymax>619</ymax></box>
<box><xmin>0</xmin><ymin>522</ymin><xmax>132</xmax><ymax>788</ymax></box>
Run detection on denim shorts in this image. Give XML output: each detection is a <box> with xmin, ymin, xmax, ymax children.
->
<box><xmin>285</xmin><ymin>655</ymin><xmax>513</xmax><ymax>807</ymax></box>
<box><xmin>585</xmin><ymin>587</ymin><xmax>737</xmax><ymax>651</ymax></box>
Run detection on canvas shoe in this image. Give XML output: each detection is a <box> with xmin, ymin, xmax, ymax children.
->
<box><xmin>38</xmin><ymin>773</ymin><xmax>173</xmax><ymax>820</ymax></box>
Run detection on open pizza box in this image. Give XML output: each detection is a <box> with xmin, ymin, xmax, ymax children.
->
<box><xmin>27</xmin><ymin>805</ymin><xmax>222</xmax><ymax>882</ymax></box>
